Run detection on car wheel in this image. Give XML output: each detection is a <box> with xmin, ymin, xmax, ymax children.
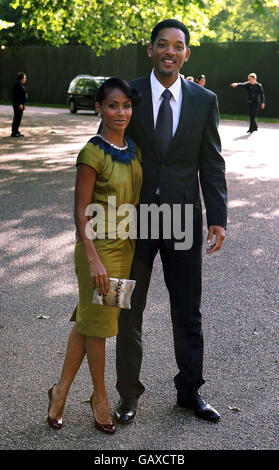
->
<box><xmin>69</xmin><ymin>100</ymin><xmax>77</xmax><ymax>114</ymax></box>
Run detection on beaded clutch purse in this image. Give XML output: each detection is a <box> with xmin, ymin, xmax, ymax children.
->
<box><xmin>92</xmin><ymin>278</ymin><xmax>136</xmax><ymax>309</ymax></box>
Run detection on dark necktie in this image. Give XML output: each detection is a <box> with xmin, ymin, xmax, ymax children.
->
<box><xmin>154</xmin><ymin>89</ymin><xmax>173</xmax><ymax>161</ymax></box>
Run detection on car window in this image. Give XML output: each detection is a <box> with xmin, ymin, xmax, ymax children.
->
<box><xmin>95</xmin><ymin>78</ymin><xmax>106</xmax><ymax>86</ymax></box>
<box><xmin>68</xmin><ymin>78</ymin><xmax>79</xmax><ymax>93</ymax></box>
<box><xmin>75</xmin><ymin>78</ymin><xmax>89</xmax><ymax>93</ymax></box>
<box><xmin>84</xmin><ymin>79</ymin><xmax>98</xmax><ymax>94</ymax></box>
<box><xmin>68</xmin><ymin>76</ymin><xmax>106</xmax><ymax>94</ymax></box>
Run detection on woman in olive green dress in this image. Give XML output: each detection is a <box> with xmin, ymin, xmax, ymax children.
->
<box><xmin>47</xmin><ymin>78</ymin><xmax>142</xmax><ymax>434</ymax></box>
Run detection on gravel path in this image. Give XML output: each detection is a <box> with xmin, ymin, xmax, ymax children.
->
<box><xmin>0</xmin><ymin>106</ymin><xmax>278</xmax><ymax>450</ymax></box>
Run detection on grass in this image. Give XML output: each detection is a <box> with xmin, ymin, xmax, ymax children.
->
<box><xmin>220</xmin><ymin>114</ymin><xmax>279</xmax><ymax>123</ymax></box>
<box><xmin>1</xmin><ymin>102</ymin><xmax>278</xmax><ymax>123</ymax></box>
<box><xmin>0</xmin><ymin>101</ymin><xmax>68</xmax><ymax>108</ymax></box>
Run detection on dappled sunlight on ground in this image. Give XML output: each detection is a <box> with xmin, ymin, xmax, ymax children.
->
<box><xmin>221</xmin><ymin>120</ymin><xmax>279</xmax><ymax>181</ymax></box>
<box><xmin>1</xmin><ymin>107</ymin><xmax>278</xmax><ymax>299</ymax></box>
<box><xmin>0</xmin><ymin>106</ymin><xmax>99</xmax><ymax>172</ymax></box>
<box><xmin>0</xmin><ymin>106</ymin><xmax>97</xmax><ymax>302</ymax></box>
<box><xmin>1</xmin><ymin>106</ymin><xmax>279</xmax><ymax>450</ymax></box>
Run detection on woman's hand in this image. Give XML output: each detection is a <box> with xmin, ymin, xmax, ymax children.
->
<box><xmin>89</xmin><ymin>258</ymin><xmax>110</xmax><ymax>295</ymax></box>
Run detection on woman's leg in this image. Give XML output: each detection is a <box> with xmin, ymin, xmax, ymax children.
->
<box><xmin>85</xmin><ymin>336</ymin><xmax>112</xmax><ymax>424</ymax></box>
<box><xmin>48</xmin><ymin>325</ymin><xmax>86</xmax><ymax>419</ymax></box>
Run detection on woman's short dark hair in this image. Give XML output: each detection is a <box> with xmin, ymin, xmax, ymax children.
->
<box><xmin>151</xmin><ymin>19</ymin><xmax>190</xmax><ymax>47</ymax></box>
<box><xmin>17</xmin><ymin>72</ymin><xmax>25</xmax><ymax>81</ymax></box>
<box><xmin>95</xmin><ymin>77</ymin><xmax>141</xmax><ymax>106</ymax></box>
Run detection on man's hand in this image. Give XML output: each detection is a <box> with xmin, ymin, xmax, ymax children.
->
<box><xmin>19</xmin><ymin>104</ymin><xmax>24</xmax><ymax>110</ymax></box>
<box><xmin>206</xmin><ymin>225</ymin><xmax>226</xmax><ymax>254</ymax></box>
<box><xmin>261</xmin><ymin>103</ymin><xmax>265</xmax><ymax>110</ymax></box>
<box><xmin>230</xmin><ymin>83</ymin><xmax>237</xmax><ymax>88</ymax></box>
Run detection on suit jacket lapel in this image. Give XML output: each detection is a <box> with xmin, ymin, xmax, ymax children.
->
<box><xmin>167</xmin><ymin>78</ymin><xmax>197</xmax><ymax>156</ymax></box>
<box><xmin>134</xmin><ymin>75</ymin><xmax>155</xmax><ymax>151</ymax></box>
<box><xmin>132</xmin><ymin>75</ymin><xmax>198</xmax><ymax>162</ymax></box>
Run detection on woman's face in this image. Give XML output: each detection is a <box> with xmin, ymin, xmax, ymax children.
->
<box><xmin>96</xmin><ymin>88</ymin><xmax>133</xmax><ymax>133</ymax></box>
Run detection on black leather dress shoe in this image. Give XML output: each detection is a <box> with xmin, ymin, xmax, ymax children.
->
<box><xmin>177</xmin><ymin>391</ymin><xmax>220</xmax><ymax>422</ymax></box>
<box><xmin>114</xmin><ymin>398</ymin><xmax>138</xmax><ymax>425</ymax></box>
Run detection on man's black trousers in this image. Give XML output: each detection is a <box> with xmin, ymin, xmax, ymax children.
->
<box><xmin>248</xmin><ymin>102</ymin><xmax>259</xmax><ymax>131</ymax></box>
<box><xmin>116</xmin><ymin>233</ymin><xmax>205</xmax><ymax>400</ymax></box>
<box><xmin>11</xmin><ymin>105</ymin><xmax>23</xmax><ymax>135</ymax></box>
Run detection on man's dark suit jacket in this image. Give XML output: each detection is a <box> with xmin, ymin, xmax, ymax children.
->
<box><xmin>12</xmin><ymin>81</ymin><xmax>27</xmax><ymax>107</ymax></box>
<box><xmin>237</xmin><ymin>81</ymin><xmax>265</xmax><ymax>104</ymax></box>
<box><xmin>126</xmin><ymin>75</ymin><xmax>227</xmax><ymax>247</ymax></box>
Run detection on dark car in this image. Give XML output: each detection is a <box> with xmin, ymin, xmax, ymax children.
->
<box><xmin>67</xmin><ymin>75</ymin><xmax>109</xmax><ymax>114</ymax></box>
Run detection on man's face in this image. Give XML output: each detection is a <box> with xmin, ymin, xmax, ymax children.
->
<box><xmin>21</xmin><ymin>75</ymin><xmax>26</xmax><ymax>84</ymax></box>
<box><xmin>248</xmin><ymin>75</ymin><xmax>256</xmax><ymax>85</ymax></box>
<box><xmin>197</xmin><ymin>77</ymin><xmax>206</xmax><ymax>87</ymax></box>
<box><xmin>148</xmin><ymin>28</ymin><xmax>190</xmax><ymax>80</ymax></box>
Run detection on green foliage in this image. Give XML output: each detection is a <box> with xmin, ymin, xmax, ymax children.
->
<box><xmin>0</xmin><ymin>19</ymin><xmax>14</xmax><ymax>30</ymax></box>
<box><xmin>8</xmin><ymin>0</ymin><xmax>225</xmax><ymax>53</ymax></box>
<box><xmin>0</xmin><ymin>0</ymin><xmax>44</xmax><ymax>44</ymax></box>
<box><xmin>0</xmin><ymin>0</ymin><xmax>16</xmax><ymax>33</ymax></box>
<box><xmin>1</xmin><ymin>0</ymin><xmax>278</xmax><ymax>50</ymax></box>
<box><xmin>205</xmin><ymin>0</ymin><xmax>279</xmax><ymax>42</ymax></box>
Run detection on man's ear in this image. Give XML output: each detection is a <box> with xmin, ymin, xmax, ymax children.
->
<box><xmin>147</xmin><ymin>43</ymin><xmax>152</xmax><ymax>58</ymax></box>
<box><xmin>185</xmin><ymin>48</ymin><xmax>191</xmax><ymax>63</ymax></box>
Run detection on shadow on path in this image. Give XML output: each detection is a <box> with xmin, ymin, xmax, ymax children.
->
<box><xmin>0</xmin><ymin>109</ymin><xmax>278</xmax><ymax>450</ymax></box>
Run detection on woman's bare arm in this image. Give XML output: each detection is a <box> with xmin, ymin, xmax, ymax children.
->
<box><xmin>74</xmin><ymin>164</ymin><xmax>110</xmax><ymax>294</ymax></box>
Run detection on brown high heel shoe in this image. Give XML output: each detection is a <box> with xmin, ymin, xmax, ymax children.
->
<box><xmin>47</xmin><ymin>385</ymin><xmax>63</xmax><ymax>430</ymax></box>
<box><xmin>90</xmin><ymin>394</ymin><xmax>115</xmax><ymax>434</ymax></box>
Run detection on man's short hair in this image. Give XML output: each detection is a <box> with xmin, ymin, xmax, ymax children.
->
<box><xmin>248</xmin><ymin>73</ymin><xmax>257</xmax><ymax>80</ymax></box>
<box><xmin>151</xmin><ymin>19</ymin><xmax>190</xmax><ymax>47</ymax></box>
<box><xmin>17</xmin><ymin>72</ymin><xmax>26</xmax><ymax>81</ymax></box>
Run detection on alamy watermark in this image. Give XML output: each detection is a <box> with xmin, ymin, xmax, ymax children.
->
<box><xmin>85</xmin><ymin>196</ymin><xmax>193</xmax><ymax>250</ymax></box>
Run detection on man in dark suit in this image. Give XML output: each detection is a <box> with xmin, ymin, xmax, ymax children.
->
<box><xmin>230</xmin><ymin>73</ymin><xmax>265</xmax><ymax>133</ymax></box>
<box><xmin>11</xmin><ymin>72</ymin><xmax>27</xmax><ymax>137</ymax></box>
<box><xmin>114</xmin><ymin>19</ymin><xmax>227</xmax><ymax>423</ymax></box>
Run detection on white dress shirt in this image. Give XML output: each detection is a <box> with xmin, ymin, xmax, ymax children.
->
<box><xmin>150</xmin><ymin>69</ymin><xmax>183</xmax><ymax>136</ymax></box>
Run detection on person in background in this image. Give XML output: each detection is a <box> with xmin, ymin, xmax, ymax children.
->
<box><xmin>230</xmin><ymin>73</ymin><xmax>265</xmax><ymax>133</ymax></box>
<box><xmin>196</xmin><ymin>74</ymin><xmax>206</xmax><ymax>87</ymax></box>
<box><xmin>11</xmin><ymin>72</ymin><xmax>27</xmax><ymax>138</ymax></box>
<box><xmin>186</xmin><ymin>76</ymin><xmax>194</xmax><ymax>82</ymax></box>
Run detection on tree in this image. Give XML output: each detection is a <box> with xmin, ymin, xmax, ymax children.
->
<box><xmin>0</xmin><ymin>0</ymin><xmax>14</xmax><ymax>31</ymax></box>
<box><xmin>9</xmin><ymin>0</ymin><xmax>225</xmax><ymax>53</ymax></box>
<box><xmin>3</xmin><ymin>0</ymin><xmax>278</xmax><ymax>51</ymax></box>
<box><xmin>0</xmin><ymin>19</ymin><xmax>14</xmax><ymax>30</ymax></box>
<box><xmin>0</xmin><ymin>0</ymin><xmax>44</xmax><ymax>44</ymax></box>
<box><xmin>204</xmin><ymin>0</ymin><xmax>279</xmax><ymax>42</ymax></box>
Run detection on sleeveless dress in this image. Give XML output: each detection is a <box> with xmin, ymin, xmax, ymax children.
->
<box><xmin>70</xmin><ymin>136</ymin><xmax>142</xmax><ymax>338</ymax></box>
